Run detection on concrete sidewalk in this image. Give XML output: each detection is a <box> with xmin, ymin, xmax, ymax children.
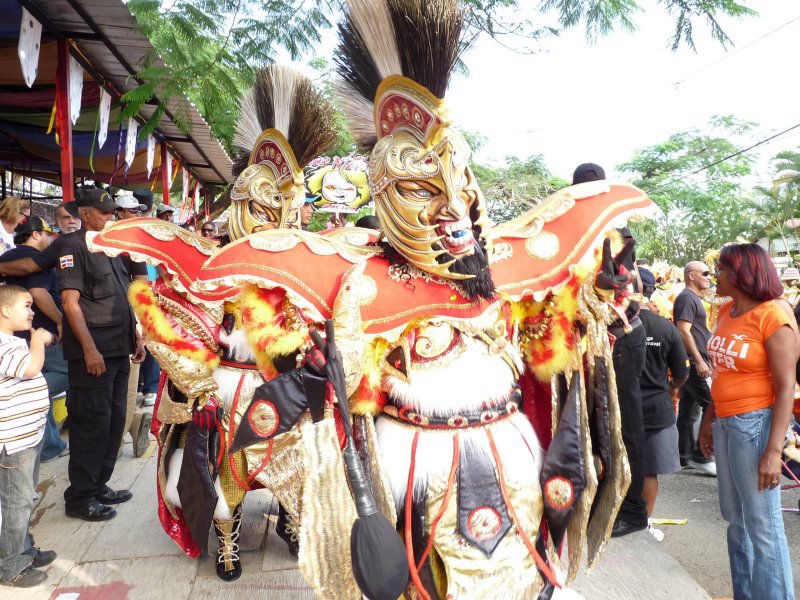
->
<box><xmin>15</xmin><ymin>439</ymin><xmax>710</xmax><ymax>600</ymax></box>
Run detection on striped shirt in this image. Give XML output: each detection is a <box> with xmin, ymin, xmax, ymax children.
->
<box><xmin>0</xmin><ymin>331</ymin><xmax>49</xmax><ymax>454</ymax></box>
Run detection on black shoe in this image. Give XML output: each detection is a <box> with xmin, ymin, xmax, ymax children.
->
<box><xmin>32</xmin><ymin>548</ymin><xmax>57</xmax><ymax>568</ymax></box>
<box><xmin>65</xmin><ymin>499</ymin><xmax>116</xmax><ymax>521</ymax></box>
<box><xmin>0</xmin><ymin>565</ymin><xmax>47</xmax><ymax>588</ymax></box>
<box><xmin>611</xmin><ymin>519</ymin><xmax>647</xmax><ymax>538</ymax></box>
<box><xmin>95</xmin><ymin>488</ymin><xmax>133</xmax><ymax>504</ymax></box>
<box><xmin>276</xmin><ymin>506</ymin><xmax>299</xmax><ymax>558</ymax></box>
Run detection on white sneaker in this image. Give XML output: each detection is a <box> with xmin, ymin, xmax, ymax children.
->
<box><xmin>647</xmin><ymin>519</ymin><xmax>664</xmax><ymax>542</ymax></box>
<box><xmin>142</xmin><ymin>393</ymin><xmax>157</xmax><ymax>407</ymax></box>
<box><xmin>687</xmin><ymin>458</ymin><xmax>717</xmax><ymax>477</ymax></box>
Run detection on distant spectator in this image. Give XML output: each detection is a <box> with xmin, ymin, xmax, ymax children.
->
<box><xmin>301</xmin><ymin>197</ymin><xmax>316</xmax><ymax>230</ymax></box>
<box><xmin>156</xmin><ymin>207</ymin><xmax>174</xmax><ymax>222</ymax></box>
<box><xmin>55</xmin><ymin>204</ymin><xmax>80</xmax><ymax>234</ymax></box>
<box><xmin>674</xmin><ymin>261</ymin><xmax>717</xmax><ymax>476</ymax></box>
<box><xmin>572</xmin><ymin>162</ymin><xmax>606</xmax><ymax>184</ymax></box>
<box><xmin>133</xmin><ymin>190</ymin><xmax>154</xmax><ymax>217</ymax></box>
<box><xmin>0</xmin><ymin>284</ymin><xmax>57</xmax><ymax>588</ymax></box>
<box><xmin>699</xmin><ymin>243</ymin><xmax>798</xmax><ymax>600</ymax></box>
<box><xmin>114</xmin><ymin>194</ymin><xmax>147</xmax><ymax>221</ymax></box>
<box><xmin>0</xmin><ymin>196</ymin><xmax>25</xmax><ymax>252</ymax></box>
<box><xmin>200</xmin><ymin>222</ymin><xmax>216</xmax><ymax>239</ymax></box>
<box><xmin>355</xmin><ymin>215</ymin><xmax>380</xmax><ymax>230</ymax></box>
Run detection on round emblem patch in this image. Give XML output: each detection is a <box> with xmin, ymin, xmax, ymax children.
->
<box><xmin>544</xmin><ymin>476</ymin><xmax>575</xmax><ymax>510</ymax></box>
<box><xmin>248</xmin><ymin>399</ymin><xmax>279</xmax><ymax>437</ymax></box>
<box><xmin>466</xmin><ymin>506</ymin><xmax>502</xmax><ymax>541</ymax></box>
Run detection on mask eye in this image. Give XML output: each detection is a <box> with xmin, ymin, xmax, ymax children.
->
<box><xmin>413</xmin><ymin>189</ymin><xmax>432</xmax><ymax>199</ymax></box>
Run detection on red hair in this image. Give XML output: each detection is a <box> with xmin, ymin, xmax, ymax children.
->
<box><xmin>718</xmin><ymin>243</ymin><xmax>783</xmax><ymax>301</ymax></box>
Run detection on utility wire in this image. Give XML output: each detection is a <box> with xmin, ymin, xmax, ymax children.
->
<box><xmin>672</xmin><ymin>14</ymin><xmax>800</xmax><ymax>88</ymax></box>
<box><xmin>654</xmin><ymin>121</ymin><xmax>800</xmax><ymax>192</ymax></box>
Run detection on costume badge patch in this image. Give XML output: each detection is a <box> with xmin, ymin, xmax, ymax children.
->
<box><xmin>60</xmin><ymin>255</ymin><xmax>74</xmax><ymax>269</ymax></box>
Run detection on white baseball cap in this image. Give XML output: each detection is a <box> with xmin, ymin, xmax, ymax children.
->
<box><xmin>115</xmin><ymin>193</ymin><xmax>147</xmax><ymax>212</ymax></box>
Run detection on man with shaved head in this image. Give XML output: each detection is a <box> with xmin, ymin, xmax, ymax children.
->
<box><xmin>673</xmin><ymin>260</ymin><xmax>716</xmax><ymax>476</ymax></box>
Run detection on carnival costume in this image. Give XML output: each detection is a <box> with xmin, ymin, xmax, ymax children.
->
<box><xmin>87</xmin><ymin>1</ymin><xmax>657</xmax><ymax>597</ymax></box>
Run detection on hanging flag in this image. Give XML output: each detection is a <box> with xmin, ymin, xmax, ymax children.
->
<box><xmin>18</xmin><ymin>9</ymin><xmax>42</xmax><ymax>88</ymax></box>
<box><xmin>194</xmin><ymin>181</ymin><xmax>200</xmax><ymax>211</ymax></box>
<box><xmin>69</xmin><ymin>55</ymin><xmax>83</xmax><ymax>125</ymax></box>
<box><xmin>166</xmin><ymin>150</ymin><xmax>172</xmax><ymax>184</ymax></box>
<box><xmin>146</xmin><ymin>135</ymin><xmax>155</xmax><ymax>177</ymax></box>
<box><xmin>97</xmin><ymin>88</ymin><xmax>111</xmax><ymax>148</ymax></box>
<box><xmin>125</xmin><ymin>117</ymin><xmax>138</xmax><ymax>168</ymax></box>
<box><xmin>182</xmin><ymin>167</ymin><xmax>189</xmax><ymax>205</ymax></box>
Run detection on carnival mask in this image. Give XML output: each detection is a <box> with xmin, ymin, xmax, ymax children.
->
<box><xmin>369</xmin><ymin>76</ymin><xmax>491</xmax><ymax>281</ymax></box>
<box><xmin>228</xmin><ymin>129</ymin><xmax>304</xmax><ymax>240</ymax></box>
<box><xmin>306</xmin><ymin>167</ymin><xmax>370</xmax><ymax>214</ymax></box>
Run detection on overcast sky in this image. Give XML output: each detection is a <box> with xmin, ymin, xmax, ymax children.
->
<box><xmin>444</xmin><ymin>2</ymin><xmax>800</xmax><ymax>183</ymax></box>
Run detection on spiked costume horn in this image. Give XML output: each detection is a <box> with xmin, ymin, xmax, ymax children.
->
<box><xmin>229</xmin><ymin>65</ymin><xmax>337</xmax><ymax>239</ymax></box>
<box><xmin>334</xmin><ymin>0</ymin><xmax>490</xmax><ymax>282</ymax></box>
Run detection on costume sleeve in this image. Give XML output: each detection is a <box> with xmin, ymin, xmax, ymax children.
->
<box><xmin>672</xmin><ymin>292</ymin><xmax>695</xmax><ymax>324</ymax></box>
<box><xmin>129</xmin><ymin>258</ymin><xmax>148</xmax><ymax>277</ymax></box>
<box><xmin>0</xmin><ymin>343</ymin><xmax>32</xmax><ymax>379</ymax></box>
<box><xmin>55</xmin><ymin>237</ymin><xmax>85</xmax><ymax>293</ymax></box>
<box><xmin>760</xmin><ymin>301</ymin><xmax>797</xmax><ymax>341</ymax></box>
<box><xmin>666</xmin><ymin>322</ymin><xmax>690</xmax><ymax>379</ymax></box>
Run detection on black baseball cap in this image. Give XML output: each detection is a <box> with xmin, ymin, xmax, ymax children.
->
<box><xmin>133</xmin><ymin>189</ymin><xmax>154</xmax><ymax>211</ymax></box>
<box><xmin>572</xmin><ymin>163</ymin><xmax>606</xmax><ymax>185</ymax></box>
<box><xmin>74</xmin><ymin>185</ymin><xmax>116</xmax><ymax>212</ymax></box>
<box><xmin>13</xmin><ymin>215</ymin><xmax>54</xmax><ymax>244</ymax></box>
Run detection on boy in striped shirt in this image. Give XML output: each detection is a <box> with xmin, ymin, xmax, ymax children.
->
<box><xmin>0</xmin><ymin>284</ymin><xmax>57</xmax><ymax>588</ymax></box>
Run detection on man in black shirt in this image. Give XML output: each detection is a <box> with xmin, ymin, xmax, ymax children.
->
<box><xmin>639</xmin><ymin>294</ymin><xmax>689</xmax><ymax>538</ymax></box>
<box><xmin>673</xmin><ymin>261</ymin><xmax>716</xmax><ymax>476</ymax></box>
<box><xmin>57</xmin><ymin>186</ymin><xmax>146</xmax><ymax>522</ymax></box>
<box><xmin>0</xmin><ymin>216</ymin><xmax>68</xmax><ymax>462</ymax></box>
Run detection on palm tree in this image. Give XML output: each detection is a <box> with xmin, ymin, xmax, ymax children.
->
<box><xmin>747</xmin><ymin>186</ymin><xmax>800</xmax><ymax>256</ymax></box>
<box><xmin>771</xmin><ymin>150</ymin><xmax>800</xmax><ymax>193</ymax></box>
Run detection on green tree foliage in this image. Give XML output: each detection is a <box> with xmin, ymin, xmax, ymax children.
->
<box><xmin>123</xmin><ymin>0</ymin><xmax>755</xmax><ymax>151</ymax></box>
<box><xmin>618</xmin><ymin>115</ymin><xmax>757</xmax><ymax>265</ymax></box>
<box><xmin>746</xmin><ymin>185</ymin><xmax>800</xmax><ymax>256</ymax></box>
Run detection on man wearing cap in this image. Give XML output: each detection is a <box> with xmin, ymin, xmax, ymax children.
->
<box><xmin>301</xmin><ymin>197</ymin><xmax>316</xmax><ymax>230</ymax></box>
<box><xmin>0</xmin><ymin>216</ymin><xmax>68</xmax><ymax>463</ymax></box>
<box><xmin>114</xmin><ymin>193</ymin><xmax>147</xmax><ymax>221</ymax></box>
<box><xmin>56</xmin><ymin>185</ymin><xmax>146</xmax><ymax>521</ymax></box>
<box><xmin>156</xmin><ymin>206</ymin><xmax>174</xmax><ymax>222</ymax></box>
<box><xmin>132</xmin><ymin>190</ymin><xmax>154</xmax><ymax>217</ymax></box>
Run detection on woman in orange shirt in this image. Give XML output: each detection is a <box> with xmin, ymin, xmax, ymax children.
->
<box><xmin>698</xmin><ymin>243</ymin><xmax>798</xmax><ymax>600</ymax></box>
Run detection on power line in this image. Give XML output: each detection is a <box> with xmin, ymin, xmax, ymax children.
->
<box><xmin>654</xmin><ymin>121</ymin><xmax>800</xmax><ymax>192</ymax></box>
<box><xmin>672</xmin><ymin>14</ymin><xmax>800</xmax><ymax>88</ymax></box>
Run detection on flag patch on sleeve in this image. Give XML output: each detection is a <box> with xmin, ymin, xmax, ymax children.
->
<box><xmin>60</xmin><ymin>255</ymin><xmax>74</xmax><ymax>269</ymax></box>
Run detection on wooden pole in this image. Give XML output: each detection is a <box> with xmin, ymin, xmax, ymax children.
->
<box><xmin>56</xmin><ymin>39</ymin><xmax>74</xmax><ymax>204</ymax></box>
<box><xmin>160</xmin><ymin>142</ymin><xmax>170</xmax><ymax>205</ymax></box>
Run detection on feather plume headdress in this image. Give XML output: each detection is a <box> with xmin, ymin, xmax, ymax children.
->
<box><xmin>233</xmin><ymin>64</ymin><xmax>337</xmax><ymax>178</ymax></box>
<box><xmin>333</xmin><ymin>0</ymin><xmax>470</xmax><ymax>149</ymax></box>
<box><xmin>228</xmin><ymin>65</ymin><xmax>337</xmax><ymax>237</ymax></box>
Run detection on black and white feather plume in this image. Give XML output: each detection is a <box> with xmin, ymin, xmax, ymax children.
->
<box><xmin>334</xmin><ymin>0</ymin><xmax>470</xmax><ymax>149</ymax></box>
<box><xmin>232</xmin><ymin>64</ymin><xmax>338</xmax><ymax>177</ymax></box>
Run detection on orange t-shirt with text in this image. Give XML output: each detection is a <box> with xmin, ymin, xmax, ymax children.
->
<box><xmin>708</xmin><ymin>300</ymin><xmax>797</xmax><ymax>418</ymax></box>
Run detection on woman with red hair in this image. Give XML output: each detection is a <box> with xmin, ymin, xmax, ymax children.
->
<box><xmin>699</xmin><ymin>243</ymin><xmax>798</xmax><ymax>600</ymax></box>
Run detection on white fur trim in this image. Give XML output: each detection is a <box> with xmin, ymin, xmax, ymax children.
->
<box><xmin>218</xmin><ymin>327</ymin><xmax>256</xmax><ymax>362</ymax></box>
<box><xmin>383</xmin><ymin>335</ymin><xmax>519</xmax><ymax>418</ymax></box>
<box><xmin>212</xmin><ymin>365</ymin><xmax>263</xmax><ymax>413</ymax></box>
<box><xmin>212</xmin><ymin>477</ymin><xmax>233</xmax><ymax>520</ymax></box>
<box><xmin>376</xmin><ymin>412</ymin><xmax>543</xmax><ymax>515</ymax></box>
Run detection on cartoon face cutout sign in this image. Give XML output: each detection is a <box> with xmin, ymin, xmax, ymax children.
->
<box><xmin>305</xmin><ymin>154</ymin><xmax>371</xmax><ymax>214</ymax></box>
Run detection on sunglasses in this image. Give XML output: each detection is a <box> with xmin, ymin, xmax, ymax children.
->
<box><xmin>697</xmin><ymin>270</ymin><xmax>711</xmax><ymax>277</ymax></box>
<box><xmin>201</xmin><ymin>228</ymin><xmax>214</xmax><ymax>234</ymax></box>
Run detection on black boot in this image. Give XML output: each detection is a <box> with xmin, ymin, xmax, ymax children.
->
<box><xmin>276</xmin><ymin>504</ymin><xmax>299</xmax><ymax>558</ymax></box>
<box><xmin>213</xmin><ymin>505</ymin><xmax>242</xmax><ymax>581</ymax></box>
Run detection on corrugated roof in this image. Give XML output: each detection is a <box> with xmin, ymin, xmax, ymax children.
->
<box><xmin>22</xmin><ymin>0</ymin><xmax>233</xmax><ymax>185</ymax></box>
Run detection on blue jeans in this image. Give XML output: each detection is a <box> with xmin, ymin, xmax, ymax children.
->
<box><xmin>713</xmin><ymin>407</ymin><xmax>795</xmax><ymax>600</ymax></box>
<box><xmin>0</xmin><ymin>444</ymin><xmax>38</xmax><ymax>580</ymax></box>
<box><xmin>138</xmin><ymin>349</ymin><xmax>160</xmax><ymax>395</ymax></box>
<box><xmin>41</xmin><ymin>344</ymin><xmax>68</xmax><ymax>461</ymax></box>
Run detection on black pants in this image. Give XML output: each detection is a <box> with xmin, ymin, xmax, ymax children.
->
<box><xmin>677</xmin><ymin>365</ymin><xmax>712</xmax><ymax>463</ymax></box>
<box><xmin>64</xmin><ymin>356</ymin><xmax>130</xmax><ymax>506</ymax></box>
<box><xmin>612</xmin><ymin>324</ymin><xmax>648</xmax><ymax>527</ymax></box>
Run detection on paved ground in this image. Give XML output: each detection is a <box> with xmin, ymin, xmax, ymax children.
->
<box><xmin>652</xmin><ymin>465</ymin><xmax>800</xmax><ymax>599</ymax></box>
<box><xmin>12</xmin><ymin>431</ymin><xmax>714</xmax><ymax>600</ymax></box>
